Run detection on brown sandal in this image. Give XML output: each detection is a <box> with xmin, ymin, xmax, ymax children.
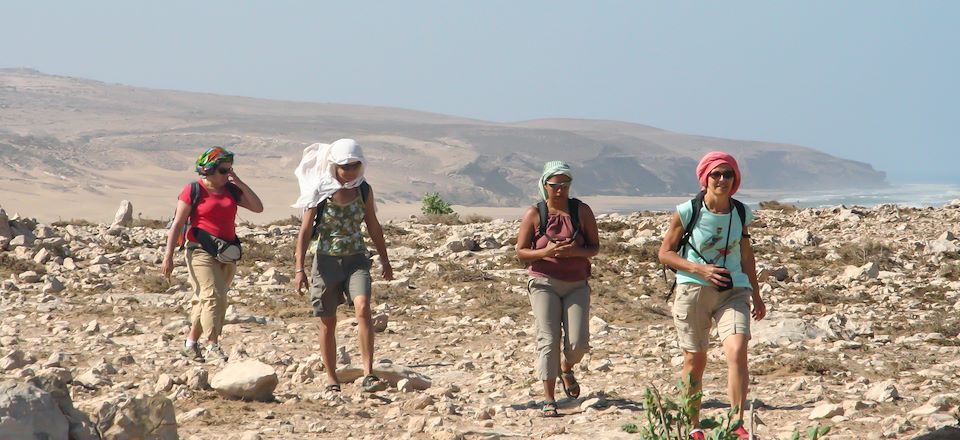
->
<box><xmin>560</xmin><ymin>370</ymin><xmax>580</xmax><ymax>399</ymax></box>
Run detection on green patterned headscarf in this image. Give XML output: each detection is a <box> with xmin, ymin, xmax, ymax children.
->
<box><xmin>195</xmin><ymin>146</ymin><xmax>235</xmax><ymax>175</ymax></box>
<box><xmin>538</xmin><ymin>160</ymin><xmax>573</xmax><ymax>200</ymax></box>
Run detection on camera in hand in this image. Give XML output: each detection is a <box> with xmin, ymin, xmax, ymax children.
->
<box><xmin>715</xmin><ymin>266</ymin><xmax>733</xmax><ymax>291</ymax></box>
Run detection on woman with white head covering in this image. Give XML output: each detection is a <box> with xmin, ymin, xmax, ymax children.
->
<box><xmin>514</xmin><ymin>161</ymin><xmax>600</xmax><ymax>417</ymax></box>
<box><xmin>292</xmin><ymin>138</ymin><xmax>394</xmax><ymax>394</ymax></box>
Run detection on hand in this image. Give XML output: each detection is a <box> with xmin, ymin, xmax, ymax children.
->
<box><xmin>160</xmin><ymin>256</ymin><xmax>174</xmax><ymax>279</ymax></box>
<box><xmin>227</xmin><ymin>170</ymin><xmax>245</xmax><ymax>186</ymax></box>
<box><xmin>294</xmin><ymin>271</ymin><xmax>309</xmax><ymax>296</ymax></box>
<box><xmin>698</xmin><ymin>264</ymin><xmax>732</xmax><ymax>288</ymax></box>
<box><xmin>551</xmin><ymin>239</ymin><xmax>577</xmax><ymax>258</ymax></box>
<box><xmin>381</xmin><ymin>260</ymin><xmax>394</xmax><ymax>281</ymax></box>
<box><xmin>751</xmin><ymin>294</ymin><xmax>766</xmax><ymax>321</ymax></box>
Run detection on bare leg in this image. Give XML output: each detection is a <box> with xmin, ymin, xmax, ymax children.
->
<box><xmin>187</xmin><ymin>324</ymin><xmax>202</xmax><ymax>344</ymax></box>
<box><xmin>318</xmin><ymin>316</ymin><xmax>338</xmax><ymax>385</ymax></box>
<box><xmin>681</xmin><ymin>351</ymin><xmax>708</xmax><ymax>428</ymax></box>
<box><xmin>722</xmin><ymin>334</ymin><xmax>750</xmax><ymax>421</ymax></box>
<box><xmin>354</xmin><ymin>296</ymin><xmax>374</xmax><ymax>376</ymax></box>
<box><xmin>542</xmin><ymin>379</ymin><xmax>556</xmax><ymax>402</ymax></box>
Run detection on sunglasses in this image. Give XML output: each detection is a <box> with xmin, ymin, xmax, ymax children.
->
<box><xmin>338</xmin><ymin>162</ymin><xmax>362</xmax><ymax>171</ymax></box>
<box><xmin>216</xmin><ymin>167</ymin><xmax>232</xmax><ymax>175</ymax></box>
<box><xmin>708</xmin><ymin>170</ymin><xmax>735</xmax><ymax>180</ymax></box>
<box><xmin>546</xmin><ymin>181</ymin><xmax>571</xmax><ymax>189</ymax></box>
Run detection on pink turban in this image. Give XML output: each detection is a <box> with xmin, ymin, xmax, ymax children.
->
<box><xmin>696</xmin><ymin>151</ymin><xmax>741</xmax><ymax>195</ymax></box>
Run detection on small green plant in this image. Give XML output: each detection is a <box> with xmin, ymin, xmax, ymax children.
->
<box><xmin>790</xmin><ymin>424</ymin><xmax>830</xmax><ymax>440</ymax></box>
<box><xmin>622</xmin><ymin>377</ymin><xmax>831</xmax><ymax>439</ymax></box>
<box><xmin>421</xmin><ymin>192</ymin><xmax>454</xmax><ymax>215</ymax></box>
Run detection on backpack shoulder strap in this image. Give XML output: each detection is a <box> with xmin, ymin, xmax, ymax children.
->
<box><xmin>678</xmin><ymin>191</ymin><xmax>705</xmax><ymax>248</ymax></box>
<box><xmin>530</xmin><ymin>201</ymin><xmax>548</xmax><ymax>247</ymax></box>
<box><xmin>189</xmin><ymin>181</ymin><xmax>202</xmax><ymax>213</ymax></box>
<box><xmin>731</xmin><ymin>197</ymin><xmax>746</xmax><ymax>227</ymax></box>
<box><xmin>568</xmin><ymin>197</ymin><xmax>582</xmax><ymax>232</ymax></box>
<box><xmin>359</xmin><ymin>181</ymin><xmax>371</xmax><ymax>202</ymax></box>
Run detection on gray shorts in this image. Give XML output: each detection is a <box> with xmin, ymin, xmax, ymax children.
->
<box><xmin>309</xmin><ymin>253</ymin><xmax>372</xmax><ymax>317</ymax></box>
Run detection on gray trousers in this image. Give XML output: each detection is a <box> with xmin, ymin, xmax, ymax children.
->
<box><xmin>527</xmin><ymin>276</ymin><xmax>591</xmax><ymax>381</ymax></box>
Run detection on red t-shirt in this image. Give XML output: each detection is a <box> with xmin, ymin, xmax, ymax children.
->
<box><xmin>179</xmin><ymin>180</ymin><xmax>241</xmax><ymax>242</ymax></box>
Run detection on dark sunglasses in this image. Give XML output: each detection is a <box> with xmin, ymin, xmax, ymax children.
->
<box><xmin>338</xmin><ymin>162</ymin><xmax>362</xmax><ymax>171</ymax></box>
<box><xmin>708</xmin><ymin>170</ymin><xmax>735</xmax><ymax>180</ymax></box>
<box><xmin>216</xmin><ymin>167</ymin><xmax>233</xmax><ymax>175</ymax></box>
<box><xmin>546</xmin><ymin>181</ymin><xmax>571</xmax><ymax>188</ymax></box>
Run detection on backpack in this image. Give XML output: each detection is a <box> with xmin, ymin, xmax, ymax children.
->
<box><xmin>532</xmin><ymin>198</ymin><xmax>582</xmax><ymax>247</ymax></box>
<box><xmin>664</xmin><ymin>190</ymin><xmax>746</xmax><ymax>293</ymax></box>
<box><xmin>176</xmin><ymin>181</ymin><xmax>243</xmax><ymax>250</ymax></box>
<box><xmin>310</xmin><ymin>181</ymin><xmax>371</xmax><ymax>241</ymax></box>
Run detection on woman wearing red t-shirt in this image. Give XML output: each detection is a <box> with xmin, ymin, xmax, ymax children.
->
<box><xmin>162</xmin><ymin>147</ymin><xmax>263</xmax><ymax>363</ymax></box>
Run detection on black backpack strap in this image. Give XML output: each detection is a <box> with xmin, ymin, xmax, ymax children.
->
<box><xmin>731</xmin><ymin>198</ymin><xmax>746</xmax><ymax>228</ymax></box>
<box><xmin>359</xmin><ymin>181</ymin><xmax>371</xmax><ymax>203</ymax></box>
<box><xmin>568</xmin><ymin>197</ymin><xmax>583</xmax><ymax>242</ymax></box>
<box><xmin>532</xmin><ymin>200</ymin><xmax>548</xmax><ymax>247</ymax></box>
<box><xmin>677</xmin><ymin>190</ymin><xmax>705</xmax><ymax>253</ymax></box>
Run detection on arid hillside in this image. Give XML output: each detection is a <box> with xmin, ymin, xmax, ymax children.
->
<box><xmin>0</xmin><ymin>68</ymin><xmax>887</xmax><ymax>223</ymax></box>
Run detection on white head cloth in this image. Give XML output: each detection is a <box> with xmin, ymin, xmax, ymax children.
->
<box><xmin>291</xmin><ymin>138</ymin><xmax>366</xmax><ymax>209</ymax></box>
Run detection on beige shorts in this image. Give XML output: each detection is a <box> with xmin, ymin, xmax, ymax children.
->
<box><xmin>673</xmin><ymin>283</ymin><xmax>752</xmax><ymax>352</ymax></box>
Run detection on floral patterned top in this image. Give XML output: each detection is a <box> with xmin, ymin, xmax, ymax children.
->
<box><xmin>313</xmin><ymin>196</ymin><xmax>367</xmax><ymax>256</ymax></box>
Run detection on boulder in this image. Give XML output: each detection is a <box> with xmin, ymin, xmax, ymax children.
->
<box><xmin>0</xmin><ymin>381</ymin><xmax>70</xmax><ymax>439</ymax></box>
<box><xmin>926</xmin><ymin>239</ymin><xmax>959</xmax><ymax>255</ymax></box>
<box><xmin>865</xmin><ymin>380</ymin><xmax>899</xmax><ymax>402</ymax></box>
<box><xmin>0</xmin><ymin>208</ymin><xmax>12</xmax><ymax>239</ymax></box>
<box><xmin>336</xmin><ymin>363</ymin><xmax>432</xmax><ymax>390</ymax></box>
<box><xmin>85</xmin><ymin>394</ymin><xmax>179</xmax><ymax>440</ymax></box>
<box><xmin>372</xmin><ymin>313</ymin><xmax>389</xmax><ymax>333</ymax></box>
<box><xmin>112</xmin><ymin>200</ymin><xmax>134</xmax><ymax>228</ymax></box>
<box><xmin>210</xmin><ymin>360</ymin><xmax>278</xmax><ymax>401</ymax></box>
<box><xmin>809</xmin><ymin>403</ymin><xmax>843</xmax><ymax>420</ymax></box>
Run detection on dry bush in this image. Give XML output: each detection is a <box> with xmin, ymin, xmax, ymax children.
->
<box><xmin>265</xmin><ymin>215</ymin><xmax>302</xmax><ymax>228</ymax></box>
<box><xmin>130</xmin><ymin>274</ymin><xmax>172</xmax><ymax>293</ymax></box>
<box><xmin>753</xmin><ymin>352</ymin><xmax>848</xmax><ymax>376</ymax></box>
<box><xmin>415</xmin><ymin>213</ymin><xmax>461</xmax><ymax>225</ymax></box>
<box><xmin>134</xmin><ymin>218</ymin><xmax>168</xmax><ymax>229</ymax></box>
<box><xmin>242</xmin><ymin>240</ymin><xmax>292</xmax><ymax>265</ymax></box>
<box><xmin>460</xmin><ymin>214</ymin><xmax>492</xmax><ymax>224</ymax></box>
<box><xmin>758</xmin><ymin>200</ymin><xmax>799</xmax><ymax>212</ymax></box>
<box><xmin>793</xmin><ymin>285</ymin><xmax>844</xmax><ymax>305</ymax></box>
<box><xmin>0</xmin><ymin>255</ymin><xmax>46</xmax><ymax>278</ymax></box>
<box><xmin>600</xmin><ymin>241</ymin><xmax>661</xmax><ymax>261</ymax></box>
<box><xmin>52</xmin><ymin>219</ymin><xmax>97</xmax><ymax>227</ymax></box>
<box><xmin>597</xmin><ymin>220</ymin><xmax>632</xmax><ymax>232</ymax></box>
<box><xmin>836</xmin><ymin>240</ymin><xmax>893</xmax><ymax>267</ymax></box>
<box><xmin>382</xmin><ymin>224</ymin><xmax>411</xmax><ymax>237</ymax></box>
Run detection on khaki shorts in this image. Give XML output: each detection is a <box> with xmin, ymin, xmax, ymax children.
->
<box><xmin>309</xmin><ymin>253</ymin><xmax>372</xmax><ymax>317</ymax></box>
<box><xmin>673</xmin><ymin>283</ymin><xmax>752</xmax><ymax>352</ymax></box>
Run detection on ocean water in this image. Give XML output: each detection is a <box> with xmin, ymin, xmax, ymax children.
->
<box><xmin>741</xmin><ymin>184</ymin><xmax>960</xmax><ymax>209</ymax></box>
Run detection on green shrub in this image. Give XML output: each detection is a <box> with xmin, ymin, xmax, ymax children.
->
<box><xmin>421</xmin><ymin>192</ymin><xmax>454</xmax><ymax>215</ymax></box>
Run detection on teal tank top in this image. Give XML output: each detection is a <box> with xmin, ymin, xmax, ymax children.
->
<box><xmin>675</xmin><ymin>199</ymin><xmax>754</xmax><ymax>288</ymax></box>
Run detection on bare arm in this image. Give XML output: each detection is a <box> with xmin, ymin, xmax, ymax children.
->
<box><xmin>740</xmin><ymin>226</ymin><xmax>766</xmax><ymax>320</ymax></box>
<box><xmin>228</xmin><ymin>171</ymin><xmax>264</xmax><ymax>213</ymax></box>
<box><xmin>293</xmin><ymin>207</ymin><xmax>315</xmax><ymax>295</ymax></box>
<box><xmin>160</xmin><ymin>200</ymin><xmax>191</xmax><ymax>278</ymax></box>
<box><xmin>362</xmin><ymin>188</ymin><xmax>394</xmax><ymax>280</ymax></box>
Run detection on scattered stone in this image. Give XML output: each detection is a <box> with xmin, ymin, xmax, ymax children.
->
<box><xmin>210</xmin><ymin>360</ymin><xmax>278</xmax><ymax>401</ymax></box>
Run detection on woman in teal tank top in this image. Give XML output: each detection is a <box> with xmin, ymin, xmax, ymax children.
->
<box><xmin>657</xmin><ymin>151</ymin><xmax>766</xmax><ymax>440</ymax></box>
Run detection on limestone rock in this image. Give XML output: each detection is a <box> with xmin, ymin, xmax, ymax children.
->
<box><xmin>112</xmin><ymin>200</ymin><xmax>134</xmax><ymax>228</ymax></box>
<box><xmin>865</xmin><ymin>380</ymin><xmax>899</xmax><ymax>402</ymax></box>
<box><xmin>809</xmin><ymin>403</ymin><xmax>843</xmax><ymax>420</ymax></box>
<box><xmin>211</xmin><ymin>360</ymin><xmax>278</xmax><ymax>401</ymax></box>
<box><xmin>0</xmin><ymin>381</ymin><xmax>69</xmax><ymax>439</ymax></box>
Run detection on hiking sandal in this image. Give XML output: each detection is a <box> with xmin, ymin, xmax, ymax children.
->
<box><xmin>541</xmin><ymin>400</ymin><xmax>559</xmax><ymax>417</ymax></box>
<box><xmin>560</xmin><ymin>370</ymin><xmax>580</xmax><ymax>399</ymax></box>
<box><xmin>361</xmin><ymin>375</ymin><xmax>388</xmax><ymax>393</ymax></box>
<box><xmin>324</xmin><ymin>383</ymin><xmax>341</xmax><ymax>393</ymax></box>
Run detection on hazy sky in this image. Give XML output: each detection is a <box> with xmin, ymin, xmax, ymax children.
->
<box><xmin>2</xmin><ymin>1</ymin><xmax>957</xmax><ymax>183</ymax></box>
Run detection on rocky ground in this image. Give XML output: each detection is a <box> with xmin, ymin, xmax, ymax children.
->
<box><xmin>1</xmin><ymin>201</ymin><xmax>959</xmax><ymax>440</ymax></box>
